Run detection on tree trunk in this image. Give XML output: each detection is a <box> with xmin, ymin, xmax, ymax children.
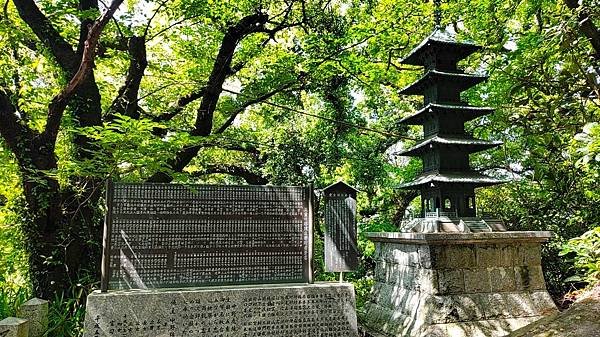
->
<box><xmin>392</xmin><ymin>190</ymin><xmax>419</xmax><ymax>228</ymax></box>
<box><xmin>17</xmin><ymin>142</ymin><xmax>66</xmax><ymax>299</ymax></box>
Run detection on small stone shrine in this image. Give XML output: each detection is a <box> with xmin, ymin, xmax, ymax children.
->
<box><xmin>84</xmin><ymin>181</ymin><xmax>359</xmax><ymax>337</ymax></box>
<box><xmin>360</xmin><ymin>29</ymin><xmax>558</xmax><ymax>337</ymax></box>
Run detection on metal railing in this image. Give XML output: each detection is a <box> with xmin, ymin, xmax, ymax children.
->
<box><xmin>425</xmin><ymin>209</ymin><xmax>457</xmax><ymax>218</ymax></box>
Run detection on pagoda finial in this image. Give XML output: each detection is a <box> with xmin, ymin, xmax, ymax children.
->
<box><xmin>434</xmin><ymin>0</ymin><xmax>442</xmax><ymax>29</ymax></box>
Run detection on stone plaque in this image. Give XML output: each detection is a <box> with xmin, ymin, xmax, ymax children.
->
<box><xmin>323</xmin><ymin>182</ymin><xmax>359</xmax><ymax>272</ymax></box>
<box><xmin>84</xmin><ymin>283</ymin><xmax>359</xmax><ymax>337</ymax></box>
<box><xmin>101</xmin><ymin>182</ymin><xmax>314</xmax><ymax>291</ymax></box>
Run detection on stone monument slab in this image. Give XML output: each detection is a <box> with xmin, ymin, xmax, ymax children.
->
<box><xmin>324</xmin><ymin>182</ymin><xmax>359</xmax><ymax>272</ymax></box>
<box><xmin>16</xmin><ymin>298</ymin><xmax>48</xmax><ymax>337</ymax></box>
<box><xmin>102</xmin><ymin>182</ymin><xmax>314</xmax><ymax>291</ymax></box>
<box><xmin>0</xmin><ymin>317</ymin><xmax>29</xmax><ymax>337</ymax></box>
<box><xmin>84</xmin><ymin>283</ymin><xmax>358</xmax><ymax>337</ymax></box>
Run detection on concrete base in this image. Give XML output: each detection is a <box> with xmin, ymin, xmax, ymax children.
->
<box><xmin>84</xmin><ymin>282</ymin><xmax>358</xmax><ymax>337</ymax></box>
<box><xmin>360</xmin><ymin>232</ymin><xmax>558</xmax><ymax>337</ymax></box>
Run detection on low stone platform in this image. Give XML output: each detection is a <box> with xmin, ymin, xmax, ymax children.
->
<box><xmin>360</xmin><ymin>232</ymin><xmax>558</xmax><ymax>337</ymax></box>
<box><xmin>84</xmin><ymin>282</ymin><xmax>358</xmax><ymax>337</ymax></box>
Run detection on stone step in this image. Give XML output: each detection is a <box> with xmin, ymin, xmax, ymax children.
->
<box><xmin>484</xmin><ymin>218</ymin><xmax>508</xmax><ymax>231</ymax></box>
<box><xmin>462</xmin><ymin>220</ymin><xmax>492</xmax><ymax>232</ymax></box>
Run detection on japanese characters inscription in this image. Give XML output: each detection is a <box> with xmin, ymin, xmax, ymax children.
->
<box><xmin>85</xmin><ymin>285</ymin><xmax>358</xmax><ymax>337</ymax></box>
<box><xmin>101</xmin><ymin>182</ymin><xmax>313</xmax><ymax>291</ymax></box>
<box><xmin>324</xmin><ymin>191</ymin><xmax>358</xmax><ymax>272</ymax></box>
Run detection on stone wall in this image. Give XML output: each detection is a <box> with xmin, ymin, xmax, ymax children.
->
<box><xmin>361</xmin><ymin>232</ymin><xmax>557</xmax><ymax>337</ymax></box>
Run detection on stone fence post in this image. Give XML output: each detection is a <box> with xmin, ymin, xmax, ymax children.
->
<box><xmin>0</xmin><ymin>317</ymin><xmax>29</xmax><ymax>337</ymax></box>
<box><xmin>16</xmin><ymin>298</ymin><xmax>48</xmax><ymax>337</ymax></box>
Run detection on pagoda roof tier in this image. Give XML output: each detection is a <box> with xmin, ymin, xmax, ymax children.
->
<box><xmin>398</xmin><ymin>171</ymin><xmax>506</xmax><ymax>189</ymax></box>
<box><xmin>397</xmin><ymin>136</ymin><xmax>502</xmax><ymax>157</ymax></box>
<box><xmin>399</xmin><ymin>70</ymin><xmax>488</xmax><ymax>96</ymax></box>
<box><xmin>399</xmin><ymin>103</ymin><xmax>494</xmax><ymax>125</ymax></box>
<box><xmin>402</xmin><ymin>30</ymin><xmax>482</xmax><ymax>66</ymax></box>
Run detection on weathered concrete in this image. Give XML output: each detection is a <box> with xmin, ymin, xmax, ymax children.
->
<box><xmin>361</xmin><ymin>232</ymin><xmax>558</xmax><ymax>337</ymax></box>
<box><xmin>0</xmin><ymin>317</ymin><xmax>29</xmax><ymax>337</ymax></box>
<box><xmin>84</xmin><ymin>282</ymin><xmax>358</xmax><ymax>337</ymax></box>
<box><xmin>16</xmin><ymin>298</ymin><xmax>48</xmax><ymax>337</ymax></box>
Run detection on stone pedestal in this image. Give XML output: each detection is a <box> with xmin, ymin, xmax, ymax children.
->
<box><xmin>0</xmin><ymin>317</ymin><xmax>29</xmax><ymax>337</ymax></box>
<box><xmin>84</xmin><ymin>282</ymin><xmax>358</xmax><ymax>337</ymax></box>
<box><xmin>17</xmin><ymin>298</ymin><xmax>48</xmax><ymax>337</ymax></box>
<box><xmin>360</xmin><ymin>232</ymin><xmax>558</xmax><ymax>337</ymax></box>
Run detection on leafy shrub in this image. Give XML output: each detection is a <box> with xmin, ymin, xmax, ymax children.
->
<box><xmin>0</xmin><ymin>283</ymin><xmax>29</xmax><ymax>319</ymax></box>
<box><xmin>560</xmin><ymin>227</ymin><xmax>600</xmax><ymax>286</ymax></box>
<box><xmin>46</xmin><ymin>276</ymin><xmax>97</xmax><ymax>337</ymax></box>
<box><xmin>0</xmin><ymin>198</ymin><xmax>31</xmax><ymax>319</ymax></box>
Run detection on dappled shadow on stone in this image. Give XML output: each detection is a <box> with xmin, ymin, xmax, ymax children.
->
<box><xmin>359</xmin><ymin>232</ymin><xmax>558</xmax><ymax>337</ymax></box>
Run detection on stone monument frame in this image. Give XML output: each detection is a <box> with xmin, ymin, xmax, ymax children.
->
<box><xmin>100</xmin><ymin>181</ymin><xmax>315</xmax><ymax>292</ymax></box>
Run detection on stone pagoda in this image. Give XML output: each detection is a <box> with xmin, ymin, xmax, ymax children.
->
<box><xmin>397</xmin><ymin>29</ymin><xmax>505</xmax><ymax>233</ymax></box>
<box><xmin>361</xmin><ymin>29</ymin><xmax>558</xmax><ymax>337</ymax></box>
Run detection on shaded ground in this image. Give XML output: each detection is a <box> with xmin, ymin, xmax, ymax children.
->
<box><xmin>508</xmin><ymin>285</ymin><xmax>600</xmax><ymax>337</ymax></box>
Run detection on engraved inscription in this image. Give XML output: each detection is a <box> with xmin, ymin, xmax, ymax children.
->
<box><xmin>85</xmin><ymin>285</ymin><xmax>359</xmax><ymax>337</ymax></box>
<box><xmin>104</xmin><ymin>183</ymin><xmax>311</xmax><ymax>290</ymax></box>
<box><xmin>324</xmin><ymin>193</ymin><xmax>358</xmax><ymax>272</ymax></box>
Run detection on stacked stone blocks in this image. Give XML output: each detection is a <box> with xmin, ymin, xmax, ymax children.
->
<box><xmin>362</xmin><ymin>234</ymin><xmax>557</xmax><ymax>337</ymax></box>
<box><xmin>0</xmin><ymin>298</ymin><xmax>48</xmax><ymax>337</ymax></box>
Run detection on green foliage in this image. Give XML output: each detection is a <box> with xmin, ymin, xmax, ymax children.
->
<box><xmin>74</xmin><ymin>115</ymin><xmax>195</xmax><ymax>180</ymax></box>
<box><xmin>46</xmin><ymin>280</ymin><xmax>94</xmax><ymax>337</ymax></box>
<box><xmin>0</xmin><ymin>183</ymin><xmax>30</xmax><ymax>319</ymax></box>
<box><xmin>0</xmin><ymin>284</ymin><xmax>29</xmax><ymax>319</ymax></box>
<box><xmin>1</xmin><ymin>0</ymin><xmax>600</xmax><ymax>333</ymax></box>
<box><xmin>560</xmin><ymin>227</ymin><xmax>600</xmax><ymax>286</ymax></box>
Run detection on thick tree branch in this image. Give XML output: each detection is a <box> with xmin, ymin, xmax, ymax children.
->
<box><xmin>153</xmin><ymin>88</ymin><xmax>206</xmax><ymax>123</ymax></box>
<box><xmin>108</xmin><ymin>36</ymin><xmax>148</xmax><ymax>119</ymax></box>
<box><xmin>148</xmin><ymin>13</ymin><xmax>272</xmax><ymax>182</ymax></box>
<box><xmin>0</xmin><ymin>89</ymin><xmax>34</xmax><ymax>154</ymax></box>
<box><xmin>12</xmin><ymin>0</ymin><xmax>78</xmax><ymax>72</ymax></box>
<box><xmin>191</xmin><ymin>164</ymin><xmax>268</xmax><ymax>185</ymax></box>
<box><xmin>42</xmin><ymin>0</ymin><xmax>125</xmax><ymax>145</ymax></box>
<box><xmin>565</xmin><ymin>0</ymin><xmax>600</xmax><ymax>59</ymax></box>
<box><xmin>148</xmin><ymin>11</ymin><xmax>309</xmax><ymax>183</ymax></box>
<box><xmin>214</xmin><ymin>83</ymin><xmax>295</xmax><ymax>134</ymax></box>
<box><xmin>77</xmin><ymin>0</ymin><xmax>99</xmax><ymax>56</ymax></box>
<box><xmin>192</xmin><ymin>12</ymin><xmax>269</xmax><ymax>136</ymax></box>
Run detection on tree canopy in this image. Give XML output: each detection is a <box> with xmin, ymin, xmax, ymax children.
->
<box><xmin>0</xmin><ymin>0</ymin><xmax>599</xmax><ymax>333</ymax></box>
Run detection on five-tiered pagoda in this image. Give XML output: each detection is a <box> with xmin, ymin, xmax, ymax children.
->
<box><xmin>397</xmin><ymin>29</ymin><xmax>505</xmax><ymax>232</ymax></box>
